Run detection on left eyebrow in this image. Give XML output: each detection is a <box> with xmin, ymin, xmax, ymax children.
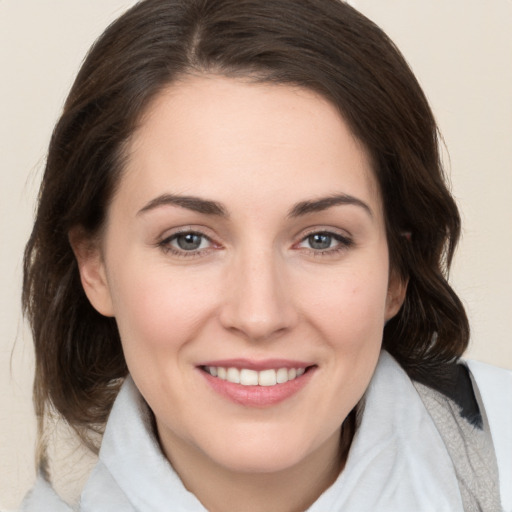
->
<box><xmin>137</xmin><ymin>193</ymin><xmax>228</xmax><ymax>217</ymax></box>
<box><xmin>288</xmin><ymin>194</ymin><xmax>373</xmax><ymax>218</ymax></box>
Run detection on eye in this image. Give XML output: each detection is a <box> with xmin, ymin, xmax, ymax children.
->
<box><xmin>297</xmin><ymin>231</ymin><xmax>353</xmax><ymax>253</ymax></box>
<box><xmin>305</xmin><ymin>233</ymin><xmax>335</xmax><ymax>250</ymax></box>
<box><xmin>173</xmin><ymin>232</ymin><xmax>209</xmax><ymax>251</ymax></box>
<box><xmin>159</xmin><ymin>231</ymin><xmax>213</xmax><ymax>254</ymax></box>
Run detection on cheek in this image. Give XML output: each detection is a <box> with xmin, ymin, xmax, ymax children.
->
<box><xmin>301</xmin><ymin>266</ymin><xmax>390</xmax><ymax>341</ymax></box>
<box><xmin>109</xmin><ymin>265</ymin><xmax>219</xmax><ymax>357</ymax></box>
<box><xmin>303</xmin><ymin>268</ymin><xmax>389</xmax><ymax>415</ymax></box>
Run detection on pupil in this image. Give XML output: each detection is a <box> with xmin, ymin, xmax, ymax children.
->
<box><xmin>177</xmin><ymin>233</ymin><xmax>202</xmax><ymax>250</ymax></box>
<box><xmin>309</xmin><ymin>233</ymin><xmax>331</xmax><ymax>250</ymax></box>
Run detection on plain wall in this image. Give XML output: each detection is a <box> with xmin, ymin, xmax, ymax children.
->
<box><xmin>1</xmin><ymin>1</ymin><xmax>511</xmax><ymax>508</ymax></box>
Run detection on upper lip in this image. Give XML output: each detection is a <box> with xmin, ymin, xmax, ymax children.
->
<box><xmin>197</xmin><ymin>358</ymin><xmax>314</xmax><ymax>371</ymax></box>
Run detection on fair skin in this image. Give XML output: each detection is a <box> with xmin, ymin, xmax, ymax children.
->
<box><xmin>73</xmin><ymin>75</ymin><xmax>406</xmax><ymax>512</ymax></box>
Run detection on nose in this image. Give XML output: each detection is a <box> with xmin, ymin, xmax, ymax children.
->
<box><xmin>219</xmin><ymin>248</ymin><xmax>298</xmax><ymax>342</ymax></box>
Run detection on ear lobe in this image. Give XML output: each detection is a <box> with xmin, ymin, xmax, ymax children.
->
<box><xmin>69</xmin><ymin>227</ymin><xmax>114</xmax><ymax>317</ymax></box>
<box><xmin>385</xmin><ymin>272</ymin><xmax>408</xmax><ymax>321</ymax></box>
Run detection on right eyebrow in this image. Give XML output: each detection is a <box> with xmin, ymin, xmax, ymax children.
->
<box><xmin>136</xmin><ymin>194</ymin><xmax>228</xmax><ymax>217</ymax></box>
<box><xmin>288</xmin><ymin>193</ymin><xmax>373</xmax><ymax>218</ymax></box>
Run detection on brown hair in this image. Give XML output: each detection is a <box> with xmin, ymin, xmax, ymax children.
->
<box><xmin>23</xmin><ymin>0</ymin><xmax>468</xmax><ymax>458</ymax></box>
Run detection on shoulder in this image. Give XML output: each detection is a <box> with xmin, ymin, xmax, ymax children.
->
<box><xmin>466</xmin><ymin>359</ymin><xmax>512</xmax><ymax>512</ymax></box>
<box><xmin>466</xmin><ymin>359</ymin><xmax>512</xmax><ymax>447</ymax></box>
<box><xmin>18</xmin><ymin>474</ymin><xmax>74</xmax><ymax>512</ymax></box>
<box><xmin>466</xmin><ymin>358</ymin><xmax>512</xmax><ymax>397</ymax></box>
<box><xmin>411</xmin><ymin>357</ymin><xmax>512</xmax><ymax>511</ymax></box>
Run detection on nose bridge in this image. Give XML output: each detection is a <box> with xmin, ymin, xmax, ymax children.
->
<box><xmin>220</xmin><ymin>243</ymin><xmax>296</xmax><ymax>341</ymax></box>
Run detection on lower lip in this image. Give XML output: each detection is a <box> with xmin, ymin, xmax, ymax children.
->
<box><xmin>199</xmin><ymin>367</ymin><xmax>315</xmax><ymax>407</ymax></box>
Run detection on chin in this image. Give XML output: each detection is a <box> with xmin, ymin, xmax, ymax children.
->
<box><xmin>213</xmin><ymin>447</ymin><xmax>310</xmax><ymax>474</ymax></box>
<box><xmin>200</xmin><ymin>425</ymin><xmax>336</xmax><ymax>475</ymax></box>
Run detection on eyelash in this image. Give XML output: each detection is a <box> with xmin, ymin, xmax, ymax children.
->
<box><xmin>296</xmin><ymin>230</ymin><xmax>354</xmax><ymax>257</ymax></box>
<box><xmin>157</xmin><ymin>229</ymin><xmax>353</xmax><ymax>258</ymax></box>
<box><xmin>158</xmin><ymin>229</ymin><xmax>217</xmax><ymax>258</ymax></box>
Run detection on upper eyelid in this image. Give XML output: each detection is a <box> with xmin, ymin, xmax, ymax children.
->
<box><xmin>165</xmin><ymin>231</ymin><xmax>211</xmax><ymax>243</ymax></box>
<box><xmin>297</xmin><ymin>232</ymin><xmax>352</xmax><ymax>246</ymax></box>
<box><xmin>300</xmin><ymin>231</ymin><xmax>351</xmax><ymax>241</ymax></box>
<box><xmin>295</xmin><ymin>226</ymin><xmax>352</xmax><ymax>241</ymax></box>
<box><xmin>159</xmin><ymin>226</ymin><xmax>215</xmax><ymax>242</ymax></box>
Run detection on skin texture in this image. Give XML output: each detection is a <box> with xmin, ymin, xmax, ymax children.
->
<box><xmin>73</xmin><ymin>75</ymin><xmax>406</xmax><ymax>512</ymax></box>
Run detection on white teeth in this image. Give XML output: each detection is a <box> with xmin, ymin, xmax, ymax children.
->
<box><xmin>276</xmin><ymin>368</ymin><xmax>289</xmax><ymax>384</ymax></box>
<box><xmin>240</xmin><ymin>369</ymin><xmax>259</xmax><ymax>386</ymax></box>
<box><xmin>226</xmin><ymin>367</ymin><xmax>240</xmax><ymax>384</ymax></box>
<box><xmin>205</xmin><ymin>365</ymin><xmax>308</xmax><ymax>386</ymax></box>
<box><xmin>259</xmin><ymin>369</ymin><xmax>277</xmax><ymax>386</ymax></box>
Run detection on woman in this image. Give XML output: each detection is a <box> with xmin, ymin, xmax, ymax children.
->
<box><xmin>20</xmin><ymin>0</ymin><xmax>511</xmax><ymax>510</ymax></box>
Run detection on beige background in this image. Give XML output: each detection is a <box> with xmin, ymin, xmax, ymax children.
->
<box><xmin>1</xmin><ymin>1</ymin><xmax>511</xmax><ymax>509</ymax></box>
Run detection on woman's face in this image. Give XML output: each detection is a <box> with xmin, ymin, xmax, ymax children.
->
<box><xmin>78</xmin><ymin>75</ymin><xmax>405</xmax><ymax>478</ymax></box>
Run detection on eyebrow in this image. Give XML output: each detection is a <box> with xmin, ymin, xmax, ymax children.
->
<box><xmin>288</xmin><ymin>194</ymin><xmax>373</xmax><ymax>218</ymax></box>
<box><xmin>137</xmin><ymin>192</ymin><xmax>372</xmax><ymax>219</ymax></box>
<box><xmin>137</xmin><ymin>194</ymin><xmax>228</xmax><ymax>217</ymax></box>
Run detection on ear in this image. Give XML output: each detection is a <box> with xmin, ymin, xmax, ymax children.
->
<box><xmin>69</xmin><ymin>227</ymin><xmax>115</xmax><ymax>317</ymax></box>
<box><xmin>385</xmin><ymin>271</ymin><xmax>408</xmax><ymax>321</ymax></box>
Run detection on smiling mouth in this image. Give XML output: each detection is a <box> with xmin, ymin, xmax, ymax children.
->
<box><xmin>200</xmin><ymin>365</ymin><xmax>315</xmax><ymax>387</ymax></box>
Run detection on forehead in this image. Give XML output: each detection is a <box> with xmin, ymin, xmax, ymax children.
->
<box><xmin>118</xmin><ymin>74</ymin><xmax>381</xmax><ymax>217</ymax></box>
